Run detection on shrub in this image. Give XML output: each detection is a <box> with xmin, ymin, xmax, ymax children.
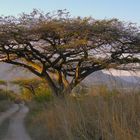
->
<box><xmin>34</xmin><ymin>84</ymin><xmax>53</xmax><ymax>103</ymax></box>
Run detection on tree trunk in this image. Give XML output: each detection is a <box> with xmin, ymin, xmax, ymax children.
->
<box><xmin>40</xmin><ymin>73</ymin><xmax>60</xmax><ymax>96</ymax></box>
<box><xmin>39</xmin><ymin>71</ymin><xmax>76</xmax><ymax>97</ymax></box>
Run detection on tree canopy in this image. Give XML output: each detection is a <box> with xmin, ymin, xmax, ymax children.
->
<box><xmin>0</xmin><ymin>10</ymin><xmax>140</xmax><ymax>96</ymax></box>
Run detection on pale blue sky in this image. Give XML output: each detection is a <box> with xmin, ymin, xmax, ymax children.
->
<box><xmin>0</xmin><ymin>0</ymin><xmax>139</xmax><ymax>24</ymax></box>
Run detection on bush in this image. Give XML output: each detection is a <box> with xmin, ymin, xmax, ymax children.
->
<box><xmin>21</xmin><ymin>88</ymin><xmax>34</xmax><ymax>101</ymax></box>
<box><xmin>34</xmin><ymin>85</ymin><xmax>53</xmax><ymax>103</ymax></box>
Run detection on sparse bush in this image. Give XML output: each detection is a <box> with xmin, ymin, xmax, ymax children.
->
<box><xmin>21</xmin><ymin>88</ymin><xmax>34</xmax><ymax>101</ymax></box>
<box><xmin>34</xmin><ymin>84</ymin><xmax>53</xmax><ymax>102</ymax></box>
<box><xmin>12</xmin><ymin>78</ymin><xmax>52</xmax><ymax>102</ymax></box>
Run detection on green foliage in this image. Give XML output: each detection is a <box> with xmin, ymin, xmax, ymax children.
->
<box><xmin>0</xmin><ymin>80</ymin><xmax>7</xmax><ymax>86</ymax></box>
<box><xmin>12</xmin><ymin>78</ymin><xmax>53</xmax><ymax>102</ymax></box>
<box><xmin>12</xmin><ymin>78</ymin><xmax>47</xmax><ymax>95</ymax></box>
<box><xmin>34</xmin><ymin>85</ymin><xmax>53</xmax><ymax>102</ymax></box>
<box><xmin>21</xmin><ymin>88</ymin><xmax>34</xmax><ymax>101</ymax></box>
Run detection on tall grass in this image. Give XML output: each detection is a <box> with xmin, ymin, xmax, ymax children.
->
<box><xmin>26</xmin><ymin>87</ymin><xmax>140</xmax><ymax>140</ymax></box>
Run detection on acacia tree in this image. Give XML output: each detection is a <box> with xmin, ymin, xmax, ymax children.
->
<box><xmin>0</xmin><ymin>10</ymin><xmax>140</xmax><ymax>96</ymax></box>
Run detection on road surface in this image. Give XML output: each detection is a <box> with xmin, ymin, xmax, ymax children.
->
<box><xmin>0</xmin><ymin>103</ymin><xmax>31</xmax><ymax>140</ymax></box>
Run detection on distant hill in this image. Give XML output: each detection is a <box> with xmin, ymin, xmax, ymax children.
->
<box><xmin>118</xmin><ymin>76</ymin><xmax>140</xmax><ymax>84</ymax></box>
<box><xmin>82</xmin><ymin>71</ymin><xmax>140</xmax><ymax>90</ymax></box>
<box><xmin>0</xmin><ymin>63</ymin><xmax>36</xmax><ymax>81</ymax></box>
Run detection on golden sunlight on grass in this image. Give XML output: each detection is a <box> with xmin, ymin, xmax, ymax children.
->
<box><xmin>26</xmin><ymin>88</ymin><xmax>140</xmax><ymax>140</ymax></box>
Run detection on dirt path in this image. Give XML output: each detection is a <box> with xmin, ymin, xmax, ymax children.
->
<box><xmin>1</xmin><ymin>104</ymin><xmax>31</xmax><ymax>140</ymax></box>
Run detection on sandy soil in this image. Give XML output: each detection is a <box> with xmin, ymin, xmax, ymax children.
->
<box><xmin>0</xmin><ymin>103</ymin><xmax>31</xmax><ymax>140</ymax></box>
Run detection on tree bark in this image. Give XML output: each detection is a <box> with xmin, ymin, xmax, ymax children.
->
<box><xmin>40</xmin><ymin>72</ymin><xmax>59</xmax><ymax>96</ymax></box>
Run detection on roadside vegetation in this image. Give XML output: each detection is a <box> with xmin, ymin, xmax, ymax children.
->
<box><xmin>11</xmin><ymin>78</ymin><xmax>53</xmax><ymax>102</ymax></box>
<box><xmin>0</xmin><ymin>88</ymin><xmax>16</xmax><ymax>112</ymax></box>
<box><xmin>23</xmin><ymin>81</ymin><xmax>140</xmax><ymax>140</ymax></box>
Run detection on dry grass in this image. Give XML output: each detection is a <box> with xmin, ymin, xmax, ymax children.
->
<box><xmin>26</xmin><ymin>88</ymin><xmax>140</xmax><ymax>140</ymax></box>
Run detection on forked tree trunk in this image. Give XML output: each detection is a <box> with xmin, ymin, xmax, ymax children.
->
<box><xmin>39</xmin><ymin>71</ymin><xmax>75</xmax><ymax>97</ymax></box>
<box><xmin>43</xmin><ymin>77</ymin><xmax>73</xmax><ymax>97</ymax></box>
<box><xmin>41</xmin><ymin>73</ymin><xmax>60</xmax><ymax>96</ymax></box>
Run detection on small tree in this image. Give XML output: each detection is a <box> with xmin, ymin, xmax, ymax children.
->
<box><xmin>0</xmin><ymin>10</ymin><xmax>140</xmax><ymax>96</ymax></box>
<box><xmin>11</xmin><ymin>78</ymin><xmax>46</xmax><ymax>95</ymax></box>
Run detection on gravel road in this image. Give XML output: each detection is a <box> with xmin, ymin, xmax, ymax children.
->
<box><xmin>0</xmin><ymin>103</ymin><xmax>31</xmax><ymax>140</ymax></box>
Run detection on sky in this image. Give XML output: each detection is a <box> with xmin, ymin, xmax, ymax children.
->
<box><xmin>0</xmin><ymin>0</ymin><xmax>139</xmax><ymax>25</ymax></box>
